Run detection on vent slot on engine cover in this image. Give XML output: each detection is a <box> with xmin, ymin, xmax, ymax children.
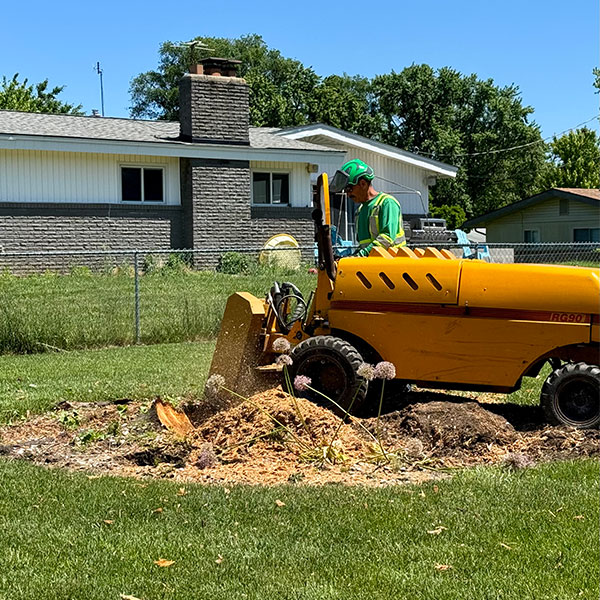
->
<box><xmin>402</xmin><ymin>272</ymin><xmax>419</xmax><ymax>290</ymax></box>
<box><xmin>379</xmin><ymin>272</ymin><xmax>395</xmax><ymax>289</ymax></box>
<box><xmin>356</xmin><ymin>271</ymin><xmax>372</xmax><ymax>289</ymax></box>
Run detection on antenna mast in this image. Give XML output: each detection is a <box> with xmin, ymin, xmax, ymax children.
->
<box><xmin>95</xmin><ymin>62</ymin><xmax>105</xmax><ymax>116</ymax></box>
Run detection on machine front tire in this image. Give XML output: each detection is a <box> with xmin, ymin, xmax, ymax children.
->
<box><xmin>541</xmin><ymin>362</ymin><xmax>600</xmax><ymax>429</ymax></box>
<box><xmin>286</xmin><ymin>335</ymin><xmax>367</xmax><ymax>415</ymax></box>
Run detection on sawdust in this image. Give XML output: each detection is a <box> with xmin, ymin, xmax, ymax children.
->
<box><xmin>0</xmin><ymin>388</ymin><xmax>597</xmax><ymax>487</ymax></box>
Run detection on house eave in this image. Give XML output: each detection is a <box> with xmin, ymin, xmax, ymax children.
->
<box><xmin>0</xmin><ymin>133</ymin><xmax>345</xmax><ymax>163</ymax></box>
<box><xmin>279</xmin><ymin>125</ymin><xmax>458</xmax><ymax>178</ymax></box>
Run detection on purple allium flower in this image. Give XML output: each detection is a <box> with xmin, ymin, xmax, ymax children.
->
<box><xmin>357</xmin><ymin>362</ymin><xmax>376</xmax><ymax>381</ymax></box>
<box><xmin>272</xmin><ymin>338</ymin><xmax>291</xmax><ymax>353</ymax></box>
<box><xmin>205</xmin><ymin>374</ymin><xmax>225</xmax><ymax>396</ymax></box>
<box><xmin>374</xmin><ymin>361</ymin><xmax>396</xmax><ymax>380</ymax></box>
<box><xmin>294</xmin><ymin>375</ymin><xmax>312</xmax><ymax>392</ymax></box>
<box><xmin>196</xmin><ymin>445</ymin><xmax>218</xmax><ymax>469</ymax></box>
<box><xmin>276</xmin><ymin>354</ymin><xmax>293</xmax><ymax>367</ymax></box>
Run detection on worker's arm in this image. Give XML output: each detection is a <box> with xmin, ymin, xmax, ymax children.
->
<box><xmin>357</xmin><ymin>197</ymin><xmax>402</xmax><ymax>256</ymax></box>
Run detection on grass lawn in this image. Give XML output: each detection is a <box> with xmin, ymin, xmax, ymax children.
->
<box><xmin>0</xmin><ymin>267</ymin><xmax>317</xmax><ymax>353</ymax></box>
<box><xmin>0</xmin><ymin>341</ymin><xmax>215</xmax><ymax>423</ymax></box>
<box><xmin>0</xmin><ymin>458</ymin><xmax>597</xmax><ymax>600</ymax></box>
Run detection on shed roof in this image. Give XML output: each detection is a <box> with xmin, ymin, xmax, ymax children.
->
<box><xmin>462</xmin><ymin>188</ymin><xmax>600</xmax><ymax>228</ymax></box>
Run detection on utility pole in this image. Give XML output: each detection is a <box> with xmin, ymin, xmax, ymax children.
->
<box><xmin>96</xmin><ymin>62</ymin><xmax>105</xmax><ymax>116</ymax></box>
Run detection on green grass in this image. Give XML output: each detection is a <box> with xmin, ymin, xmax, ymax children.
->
<box><xmin>0</xmin><ymin>267</ymin><xmax>316</xmax><ymax>353</ymax></box>
<box><xmin>0</xmin><ymin>458</ymin><xmax>597</xmax><ymax>599</ymax></box>
<box><xmin>0</xmin><ymin>341</ymin><xmax>215</xmax><ymax>422</ymax></box>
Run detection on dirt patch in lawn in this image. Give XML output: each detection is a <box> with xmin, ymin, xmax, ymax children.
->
<box><xmin>0</xmin><ymin>387</ymin><xmax>597</xmax><ymax>486</ymax></box>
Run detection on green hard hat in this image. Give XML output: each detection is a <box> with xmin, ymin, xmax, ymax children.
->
<box><xmin>329</xmin><ymin>159</ymin><xmax>374</xmax><ymax>193</ymax></box>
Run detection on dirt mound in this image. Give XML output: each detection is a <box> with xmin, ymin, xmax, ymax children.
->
<box><xmin>0</xmin><ymin>388</ymin><xmax>597</xmax><ymax>486</ymax></box>
<box><xmin>377</xmin><ymin>401</ymin><xmax>516</xmax><ymax>448</ymax></box>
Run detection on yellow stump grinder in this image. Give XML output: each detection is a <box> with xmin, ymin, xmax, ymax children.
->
<box><xmin>209</xmin><ymin>174</ymin><xmax>600</xmax><ymax>429</ymax></box>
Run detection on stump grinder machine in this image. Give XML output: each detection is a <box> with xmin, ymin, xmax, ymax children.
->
<box><xmin>209</xmin><ymin>174</ymin><xmax>600</xmax><ymax>428</ymax></box>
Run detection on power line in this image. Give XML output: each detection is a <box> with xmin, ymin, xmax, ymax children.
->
<box><xmin>416</xmin><ymin>115</ymin><xmax>599</xmax><ymax>160</ymax></box>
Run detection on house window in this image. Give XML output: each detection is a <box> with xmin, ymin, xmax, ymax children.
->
<box><xmin>573</xmin><ymin>228</ymin><xmax>600</xmax><ymax>242</ymax></box>
<box><xmin>121</xmin><ymin>166</ymin><xmax>164</xmax><ymax>202</ymax></box>
<box><xmin>252</xmin><ymin>172</ymin><xmax>290</xmax><ymax>205</ymax></box>
<box><xmin>559</xmin><ymin>199</ymin><xmax>569</xmax><ymax>215</ymax></box>
<box><xmin>524</xmin><ymin>229</ymin><xmax>540</xmax><ymax>243</ymax></box>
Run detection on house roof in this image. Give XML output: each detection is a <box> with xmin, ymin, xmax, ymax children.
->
<box><xmin>462</xmin><ymin>188</ymin><xmax>600</xmax><ymax>228</ymax></box>
<box><xmin>0</xmin><ymin>110</ymin><xmax>339</xmax><ymax>154</ymax></box>
<box><xmin>276</xmin><ymin>123</ymin><xmax>458</xmax><ymax>178</ymax></box>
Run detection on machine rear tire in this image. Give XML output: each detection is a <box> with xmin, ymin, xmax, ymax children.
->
<box><xmin>286</xmin><ymin>335</ymin><xmax>367</xmax><ymax>415</ymax></box>
<box><xmin>541</xmin><ymin>362</ymin><xmax>600</xmax><ymax>429</ymax></box>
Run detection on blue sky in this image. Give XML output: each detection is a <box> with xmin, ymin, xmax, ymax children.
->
<box><xmin>1</xmin><ymin>0</ymin><xmax>598</xmax><ymax>140</ymax></box>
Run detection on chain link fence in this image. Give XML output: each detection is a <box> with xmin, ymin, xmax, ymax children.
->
<box><xmin>0</xmin><ymin>242</ymin><xmax>596</xmax><ymax>355</ymax></box>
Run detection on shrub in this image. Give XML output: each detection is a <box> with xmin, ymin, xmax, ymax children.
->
<box><xmin>218</xmin><ymin>252</ymin><xmax>253</xmax><ymax>275</ymax></box>
<box><xmin>143</xmin><ymin>252</ymin><xmax>191</xmax><ymax>275</ymax></box>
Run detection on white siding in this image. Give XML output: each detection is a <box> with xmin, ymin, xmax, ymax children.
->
<box><xmin>249</xmin><ymin>160</ymin><xmax>312</xmax><ymax>207</ymax></box>
<box><xmin>300</xmin><ymin>141</ymin><xmax>432</xmax><ymax>215</ymax></box>
<box><xmin>0</xmin><ymin>149</ymin><xmax>180</xmax><ymax>205</ymax></box>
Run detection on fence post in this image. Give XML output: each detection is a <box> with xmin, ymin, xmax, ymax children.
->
<box><xmin>134</xmin><ymin>251</ymin><xmax>141</xmax><ymax>344</ymax></box>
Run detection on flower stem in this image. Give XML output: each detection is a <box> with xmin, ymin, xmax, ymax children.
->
<box><xmin>375</xmin><ymin>381</ymin><xmax>389</xmax><ymax>461</ymax></box>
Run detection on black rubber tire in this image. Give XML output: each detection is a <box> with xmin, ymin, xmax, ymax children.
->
<box><xmin>541</xmin><ymin>362</ymin><xmax>600</xmax><ymax>429</ymax></box>
<box><xmin>286</xmin><ymin>335</ymin><xmax>367</xmax><ymax>415</ymax></box>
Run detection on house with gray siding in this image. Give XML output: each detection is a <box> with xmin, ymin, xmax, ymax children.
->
<box><xmin>0</xmin><ymin>58</ymin><xmax>457</xmax><ymax>260</ymax></box>
<box><xmin>462</xmin><ymin>188</ymin><xmax>600</xmax><ymax>243</ymax></box>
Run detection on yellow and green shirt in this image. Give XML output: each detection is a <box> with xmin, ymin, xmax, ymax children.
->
<box><xmin>355</xmin><ymin>193</ymin><xmax>406</xmax><ymax>257</ymax></box>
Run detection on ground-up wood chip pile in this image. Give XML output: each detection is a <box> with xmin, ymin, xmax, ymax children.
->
<box><xmin>0</xmin><ymin>387</ymin><xmax>597</xmax><ymax>486</ymax></box>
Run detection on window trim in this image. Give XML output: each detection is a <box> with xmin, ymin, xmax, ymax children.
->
<box><xmin>572</xmin><ymin>227</ymin><xmax>600</xmax><ymax>243</ymax></box>
<box><xmin>119</xmin><ymin>164</ymin><xmax>166</xmax><ymax>204</ymax></box>
<box><xmin>251</xmin><ymin>169</ymin><xmax>292</xmax><ymax>206</ymax></box>
<box><xmin>523</xmin><ymin>229</ymin><xmax>540</xmax><ymax>243</ymax></box>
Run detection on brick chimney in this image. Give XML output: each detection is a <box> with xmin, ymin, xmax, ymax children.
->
<box><xmin>179</xmin><ymin>57</ymin><xmax>249</xmax><ymax>145</ymax></box>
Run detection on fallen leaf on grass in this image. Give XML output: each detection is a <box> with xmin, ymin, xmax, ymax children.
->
<box><xmin>103</xmin><ymin>520</ymin><xmax>115</xmax><ymax>525</ymax></box>
<box><xmin>216</xmin><ymin>554</ymin><xmax>224</xmax><ymax>564</ymax></box>
<box><xmin>499</xmin><ymin>542</ymin><xmax>512</xmax><ymax>550</ymax></box>
<box><xmin>435</xmin><ymin>564</ymin><xmax>452</xmax><ymax>571</ymax></box>
<box><xmin>573</xmin><ymin>515</ymin><xmax>585</xmax><ymax>520</ymax></box>
<box><xmin>177</xmin><ymin>488</ymin><xmax>187</xmax><ymax>496</ymax></box>
<box><xmin>120</xmin><ymin>595</ymin><xmax>142</xmax><ymax>600</ymax></box>
<box><xmin>427</xmin><ymin>526</ymin><xmax>447</xmax><ymax>535</ymax></box>
<box><xmin>275</xmin><ymin>499</ymin><xmax>286</xmax><ymax>507</ymax></box>
<box><xmin>154</xmin><ymin>558</ymin><xmax>175</xmax><ymax>567</ymax></box>
<box><xmin>152</xmin><ymin>508</ymin><xmax>164</xmax><ymax>514</ymax></box>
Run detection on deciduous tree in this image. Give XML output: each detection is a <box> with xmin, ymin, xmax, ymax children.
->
<box><xmin>372</xmin><ymin>65</ymin><xmax>546</xmax><ymax>217</ymax></box>
<box><xmin>129</xmin><ymin>35</ymin><xmax>320</xmax><ymax>127</ymax></box>
<box><xmin>0</xmin><ymin>74</ymin><xmax>82</xmax><ymax>114</ymax></box>
<box><xmin>541</xmin><ymin>127</ymin><xmax>600</xmax><ymax>189</ymax></box>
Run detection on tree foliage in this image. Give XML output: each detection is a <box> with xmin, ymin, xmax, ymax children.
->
<box><xmin>430</xmin><ymin>204</ymin><xmax>466</xmax><ymax>229</ymax></box>
<box><xmin>373</xmin><ymin>65</ymin><xmax>546</xmax><ymax>216</ymax></box>
<box><xmin>541</xmin><ymin>127</ymin><xmax>600</xmax><ymax>189</ymax></box>
<box><xmin>131</xmin><ymin>36</ymin><xmax>549</xmax><ymax>217</ymax></box>
<box><xmin>0</xmin><ymin>74</ymin><xmax>83</xmax><ymax>114</ymax></box>
<box><xmin>130</xmin><ymin>35</ymin><xmax>382</xmax><ymax>133</ymax></box>
<box><xmin>130</xmin><ymin>35</ymin><xmax>320</xmax><ymax>126</ymax></box>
